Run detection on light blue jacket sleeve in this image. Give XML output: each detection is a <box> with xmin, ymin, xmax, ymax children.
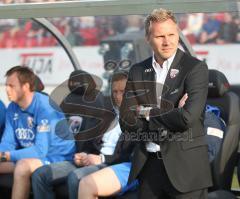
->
<box><xmin>9</xmin><ymin>111</ymin><xmax>56</xmax><ymax>162</ymax></box>
<box><xmin>0</xmin><ymin>108</ymin><xmax>18</xmax><ymax>152</ymax></box>
<box><xmin>0</xmin><ymin>100</ymin><xmax>6</xmax><ymax>136</ymax></box>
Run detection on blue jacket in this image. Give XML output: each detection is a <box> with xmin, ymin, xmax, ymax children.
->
<box><xmin>0</xmin><ymin>100</ymin><xmax>6</xmax><ymax>139</ymax></box>
<box><xmin>0</xmin><ymin>92</ymin><xmax>75</xmax><ymax>164</ymax></box>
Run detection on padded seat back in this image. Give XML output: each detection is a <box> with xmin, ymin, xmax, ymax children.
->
<box><xmin>207</xmin><ymin>69</ymin><xmax>240</xmax><ymax>190</ymax></box>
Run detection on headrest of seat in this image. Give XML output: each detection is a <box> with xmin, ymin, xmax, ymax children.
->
<box><xmin>208</xmin><ymin>69</ymin><xmax>230</xmax><ymax>98</ymax></box>
<box><xmin>34</xmin><ymin>75</ymin><xmax>44</xmax><ymax>92</ymax></box>
<box><xmin>68</xmin><ymin>70</ymin><xmax>96</xmax><ymax>95</ymax></box>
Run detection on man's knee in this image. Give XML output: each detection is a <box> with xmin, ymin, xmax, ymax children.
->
<box><xmin>79</xmin><ymin>176</ymin><xmax>88</xmax><ymax>189</ymax></box>
<box><xmin>79</xmin><ymin>176</ymin><xmax>95</xmax><ymax>194</ymax></box>
<box><xmin>32</xmin><ymin>165</ymin><xmax>51</xmax><ymax>185</ymax></box>
<box><xmin>14</xmin><ymin>159</ymin><xmax>32</xmax><ymax>178</ymax></box>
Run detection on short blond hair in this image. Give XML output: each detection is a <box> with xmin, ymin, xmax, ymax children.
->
<box><xmin>145</xmin><ymin>8</ymin><xmax>177</xmax><ymax>37</ymax></box>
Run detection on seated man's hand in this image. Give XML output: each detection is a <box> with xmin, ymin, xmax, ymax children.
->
<box><xmin>73</xmin><ymin>152</ymin><xmax>88</xmax><ymax>166</ymax></box>
<box><xmin>86</xmin><ymin>154</ymin><xmax>102</xmax><ymax>165</ymax></box>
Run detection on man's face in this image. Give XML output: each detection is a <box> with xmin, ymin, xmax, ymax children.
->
<box><xmin>5</xmin><ymin>73</ymin><xmax>25</xmax><ymax>104</ymax></box>
<box><xmin>146</xmin><ymin>19</ymin><xmax>179</xmax><ymax>62</ymax></box>
<box><xmin>112</xmin><ymin>78</ymin><xmax>127</xmax><ymax>108</ymax></box>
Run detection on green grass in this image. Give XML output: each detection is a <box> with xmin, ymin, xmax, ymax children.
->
<box><xmin>232</xmin><ymin>169</ymin><xmax>240</xmax><ymax>198</ymax></box>
<box><xmin>232</xmin><ymin>172</ymin><xmax>240</xmax><ymax>189</ymax></box>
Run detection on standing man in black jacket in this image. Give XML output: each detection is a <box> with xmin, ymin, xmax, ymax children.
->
<box><xmin>120</xmin><ymin>8</ymin><xmax>212</xmax><ymax>199</ymax></box>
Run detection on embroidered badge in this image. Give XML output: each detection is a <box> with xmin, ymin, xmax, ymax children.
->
<box><xmin>170</xmin><ymin>69</ymin><xmax>179</xmax><ymax>78</ymax></box>
<box><xmin>27</xmin><ymin>116</ymin><xmax>34</xmax><ymax>128</ymax></box>
<box><xmin>37</xmin><ymin>119</ymin><xmax>50</xmax><ymax>133</ymax></box>
<box><xmin>13</xmin><ymin>113</ymin><xmax>19</xmax><ymax>120</ymax></box>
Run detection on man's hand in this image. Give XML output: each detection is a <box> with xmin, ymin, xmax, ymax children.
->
<box><xmin>73</xmin><ymin>152</ymin><xmax>89</xmax><ymax>166</ymax></box>
<box><xmin>178</xmin><ymin>93</ymin><xmax>188</xmax><ymax>108</ymax></box>
<box><xmin>135</xmin><ymin>93</ymin><xmax>188</xmax><ymax>120</ymax></box>
<box><xmin>73</xmin><ymin>153</ymin><xmax>102</xmax><ymax>166</ymax></box>
<box><xmin>86</xmin><ymin>154</ymin><xmax>102</xmax><ymax>165</ymax></box>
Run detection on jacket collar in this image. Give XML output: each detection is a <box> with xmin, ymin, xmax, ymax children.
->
<box><xmin>162</xmin><ymin>49</ymin><xmax>184</xmax><ymax>97</ymax></box>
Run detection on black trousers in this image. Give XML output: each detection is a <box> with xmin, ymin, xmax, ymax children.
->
<box><xmin>138</xmin><ymin>153</ymin><xmax>208</xmax><ymax>199</ymax></box>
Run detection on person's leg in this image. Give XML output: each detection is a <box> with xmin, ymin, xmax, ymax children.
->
<box><xmin>138</xmin><ymin>155</ymin><xmax>168</xmax><ymax>199</ymax></box>
<box><xmin>12</xmin><ymin>158</ymin><xmax>43</xmax><ymax>199</ymax></box>
<box><xmin>32</xmin><ymin>161</ymin><xmax>77</xmax><ymax>199</ymax></box>
<box><xmin>140</xmin><ymin>155</ymin><xmax>208</xmax><ymax>199</ymax></box>
<box><xmin>67</xmin><ymin>164</ymin><xmax>106</xmax><ymax>199</ymax></box>
<box><xmin>110</xmin><ymin>162</ymin><xmax>138</xmax><ymax>195</ymax></box>
<box><xmin>78</xmin><ymin>167</ymin><xmax>121</xmax><ymax>199</ymax></box>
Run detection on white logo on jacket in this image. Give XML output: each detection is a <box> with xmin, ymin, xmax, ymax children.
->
<box><xmin>15</xmin><ymin>128</ymin><xmax>35</xmax><ymax>140</ymax></box>
<box><xmin>170</xmin><ymin>69</ymin><xmax>179</xmax><ymax>78</ymax></box>
<box><xmin>37</xmin><ymin>119</ymin><xmax>50</xmax><ymax>133</ymax></box>
<box><xmin>13</xmin><ymin>113</ymin><xmax>19</xmax><ymax>120</ymax></box>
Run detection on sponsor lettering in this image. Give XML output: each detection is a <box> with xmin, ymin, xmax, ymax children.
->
<box><xmin>15</xmin><ymin>128</ymin><xmax>35</xmax><ymax>141</ymax></box>
<box><xmin>20</xmin><ymin>53</ymin><xmax>53</xmax><ymax>75</ymax></box>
